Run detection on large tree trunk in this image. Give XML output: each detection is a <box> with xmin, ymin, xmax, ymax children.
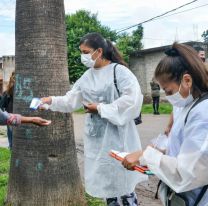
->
<box><xmin>6</xmin><ymin>0</ymin><xmax>86</xmax><ymax>205</ymax></box>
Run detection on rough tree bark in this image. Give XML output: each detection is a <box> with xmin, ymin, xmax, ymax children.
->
<box><xmin>6</xmin><ymin>0</ymin><xmax>86</xmax><ymax>205</ymax></box>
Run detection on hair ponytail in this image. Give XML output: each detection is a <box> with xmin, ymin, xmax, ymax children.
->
<box><xmin>104</xmin><ymin>40</ymin><xmax>128</xmax><ymax>67</ymax></box>
<box><xmin>155</xmin><ymin>42</ymin><xmax>208</xmax><ymax>97</ymax></box>
<box><xmin>175</xmin><ymin>43</ymin><xmax>208</xmax><ymax>88</ymax></box>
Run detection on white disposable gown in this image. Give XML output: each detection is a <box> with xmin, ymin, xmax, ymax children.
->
<box><xmin>172</xmin><ymin>106</ymin><xmax>183</xmax><ymax>122</ymax></box>
<box><xmin>49</xmin><ymin>63</ymin><xmax>147</xmax><ymax>198</ymax></box>
<box><xmin>141</xmin><ymin>100</ymin><xmax>208</xmax><ymax>206</ymax></box>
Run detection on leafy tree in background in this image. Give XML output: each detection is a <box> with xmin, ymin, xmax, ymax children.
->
<box><xmin>202</xmin><ymin>30</ymin><xmax>208</xmax><ymax>43</ymax></box>
<box><xmin>131</xmin><ymin>25</ymin><xmax>143</xmax><ymax>50</ymax></box>
<box><xmin>116</xmin><ymin>25</ymin><xmax>143</xmax><ymax>63</ymax></box>
<box><xmin>65</xmin><ymin>10</ymin><xmax>143</xmax><ymax>83</ymax></box>
<box><xmin>116</xmin><ymin>33</ymin><xmax>134</xmax><ymax>63</ymax></box>
<box><xmin>65</xmin><ymin>10</ymin><xmax>117</xmax><ymax>83</ymax></box>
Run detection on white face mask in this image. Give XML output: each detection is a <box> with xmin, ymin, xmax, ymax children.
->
<box><xmin>165</xmin><ymin>84</ymin><xmax>194</xmax><ymax>107</ymax></box>
<box><xmin>81</xmin><ymin>50</ymin><xmax>98</xmax><ymax>68</ymax></box>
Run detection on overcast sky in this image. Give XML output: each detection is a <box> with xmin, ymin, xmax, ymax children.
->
<box><xmin>0</xmin><ymin>0</ymin><xmax>208</xmax><ymax>56</ymax></box>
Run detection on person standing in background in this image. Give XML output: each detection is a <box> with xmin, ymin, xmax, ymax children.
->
<box><xmin>193</xmin><ymin>45</ymin><xmax>208</xmax><ymax>70</ymax></box>
<box><xmin>150</xmin><ymin>77</ymin><xmax>160</xmax><ymax>115</ymax></box>
<box><xmin>0</xmin><ymin>72</ymin><xmax>15</xmax><ymax>149</ymax></box>
<box><xmin>193</xmin><ymin>45</ymin><xmax>206</xmax><ymax>63</ymax></box>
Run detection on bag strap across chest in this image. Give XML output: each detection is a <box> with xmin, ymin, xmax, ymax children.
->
<box><xmin>113</xmin><ymin>63</ymin><xmax>120</xmax><ymax>96</ymax></box>
<box><xmin>184</xmin><ymin>93</ymin><xmax>208</xmax><ymax>124</ymax></box>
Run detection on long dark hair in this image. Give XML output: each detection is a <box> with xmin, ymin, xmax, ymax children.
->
<box><xmin>6</xmin><ymin>72</ymin><xmax>15</xmax><ymax>96</ymax></box>
<box><xmin>79</xmin><ymin>32</ymin><xmax>128</xmax><ymax>67</ymax></box>
<box><xmin>155</xmin><ymin>42</ymin><xmax>208</xmax><ymax>97</ymax></box>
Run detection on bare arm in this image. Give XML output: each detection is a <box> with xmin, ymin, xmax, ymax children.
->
<box><xmin>20</xmin><ymin>116</ymin><xmax>51</xmax><ymax>126</ymax></box>
<box><xmin>164</xmin><ymin>112</ymin><xmax>173</xmax><ymax>136</ymax></box>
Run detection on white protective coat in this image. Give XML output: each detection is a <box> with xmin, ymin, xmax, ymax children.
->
<box><xmin>49</xmin><ymin>63</ymin><xmax>147</xmax><ymax>198</ymax></box>
<box><xmin>141</xmin><ymin>100</ymin><xmax>208</xmax><ymax>206</ymax></box>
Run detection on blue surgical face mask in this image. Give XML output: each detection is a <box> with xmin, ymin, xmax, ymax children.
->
<box><xmin>165</xmin><ymin>84</ymin><xmax>194</xmax><ymax>107</ymax></box>
<box><xmin>81</xmin><ymin>50</ymin><xmax>98</xmax><ymax>68</ymax></box>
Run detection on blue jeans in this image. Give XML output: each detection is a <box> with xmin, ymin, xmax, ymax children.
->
<box><xmin>7</xmin><ymin>125</ymin><xmax>13</xmax><ymax>149</ymax></box>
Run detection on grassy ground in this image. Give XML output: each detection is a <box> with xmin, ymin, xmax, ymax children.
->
<box><xmin>0</xmin><ymin>148</ymin><xmax>10</xmax><ymax>206</ymax></box>
<box><xmin>0</xmin><ymin>148</ymin><xmax>105</xmax><ymax>206</ymax></box>
<box><xmin>141</xmin><ymin>103</ymin><xmax>172</xmax><ymax>114</ymax></box>
<box><xmin>75</xmin><ymin>103</ymin><xmax>172</xmax><ymax>115</ymax></box>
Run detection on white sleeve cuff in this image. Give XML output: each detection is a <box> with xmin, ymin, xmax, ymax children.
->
<box><xmin>97</xmin><ymin>103</ymin><xmax>105</xmax><ymax>116</ymax></box>
<box><xmin>139</xmin><ymin>155</ymin><xmax>147</xmax><ymax>166</ymax></box>
<box><xmin>97</xmin><ymin>103</ymin><xmax>101</xmax><ymax>115</ymax></box>
<box><xmin>142</xmin><ymin>146</ymin><xmax>163</xmax><ymax>169</ymax></box>
<box><xmin>48</xmin><ymin>96</ymin><xmax>56</xmax><ymax>110</ymax></box>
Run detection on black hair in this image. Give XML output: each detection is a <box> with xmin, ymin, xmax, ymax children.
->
<box><xmin>79</xmin><ymin>32</ymin><xmax>128</xmax><ymax>67</ymax></box>
<box><xmin>155</xmin><ymin>43</ymin><xmax>208</xmax><ymax>97</ymax></box>
<box><xmin>193</xmin><ymin>45</ymin><xmax>205</xmax><ymax>52</ymax></box>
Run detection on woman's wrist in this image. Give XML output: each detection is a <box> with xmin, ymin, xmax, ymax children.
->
<box><xmin>20</xmin><ymin>116</ymin><xmax>33</xmax><ymax>124</ymax></box>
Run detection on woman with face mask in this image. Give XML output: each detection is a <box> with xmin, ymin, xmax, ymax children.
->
<box><xmin>40</xmin><ymin>32</ymin><xmax>146</xmax><ymax>206</ymax></box>
<box><xmin>122</xmin><ymin>42</ymin><xmax>208</xmax><ymax>206</ymax></box>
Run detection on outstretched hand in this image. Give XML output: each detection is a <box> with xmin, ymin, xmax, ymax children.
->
<box><xmin>31</xmin><ymin>117</ymin><xmax>51</xmax><ymax>126</ymax></box>
<box><xmin>21</xmin><ymin>116</ymin><xmax>51</xmax><ymax>126</ymax></box>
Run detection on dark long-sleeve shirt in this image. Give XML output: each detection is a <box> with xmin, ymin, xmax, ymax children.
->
<box><xmin>0</xmin><ymin>109</ymin><xmax>21</xmax><ymax>126</ymax></box>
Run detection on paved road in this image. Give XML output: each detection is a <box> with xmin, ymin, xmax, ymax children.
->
<box><xmin>0</xmin><ymin>126</ymin><xmax>7</xmax><ymax>147</ymax></box>
<box><xmin>0</xmin><ymin>114</ymin><xmax>169</xmax><ymax>206</ymax></box>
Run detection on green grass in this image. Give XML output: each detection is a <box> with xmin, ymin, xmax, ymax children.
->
<box><xmin>74</xmin><ymin>108</ymin><xmax>85</xmax><ymax>114</ymax></box>
<box><xmin>0</xmin><ymin>148</ymin><xmax>105</xmax><ymax>206</ymax></box>
<box><xmin>0</xmin><ymin>148</ymin><xmax>10</xmax><ymax>206</ymax></box>
<box><xmin>142</xmin><ymin>103</ymin><xmax>172</xmax><ymax>114</ymax></box>
<box><xmin>85</xmin><ymin>194</ymin><xmax>105</xmax><ymax>206</ymax></box>
<box><xmin>75</xmin><ymin>103</ymin><xmax>173</xmax><ymax>115</ymax></box>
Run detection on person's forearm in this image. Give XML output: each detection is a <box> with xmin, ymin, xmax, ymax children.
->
<box><xmin>164</xmin><ymin>112</ymin><xmax>174</xmax><ymax>135</ymax></box>
<box><xmin>167</xmin><ymin>112</ymin><xmax>174</xmax><ymax>128</ymax></box>
<box><xmin>2</xmin><ymin>111</ymin><xmax>51</xmax><ymax>126</ymax></box>
<box><xmin>48</xmin><ymin>93</ymin><xmax>83</xmax><ymax>113</ymax></box>
<box><xmin>20</xmin><ymin>116</ymin><xmax>51</xmax><ymax>126</ymax></box>
<box><xmin>20</xmin><ymin>116</ymin><xmax>34</xmax><ymax>124</ymax></box>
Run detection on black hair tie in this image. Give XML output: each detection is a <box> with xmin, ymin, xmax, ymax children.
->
<box><xmin>164</xmin><ymin>48</ymin><xmax>179</xmax><ymax>57</ymax></box>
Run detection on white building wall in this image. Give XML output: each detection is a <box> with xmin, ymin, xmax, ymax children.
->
<box><xmin>2</xmin><ymin>56</ymin><xmax>15</xmax><ymax>91</ymax></box>
<box><xmin>130</xmin><ymin>51</ymin><xmax>165</xmax><ymax>95</ymax></box>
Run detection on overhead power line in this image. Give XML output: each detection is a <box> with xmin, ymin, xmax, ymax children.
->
<box><xmin>116</xmin><ymin>0</ymin><xmax>199</xmax><ymax>33</ymax></box>
<box><xmin>143</xmin><ymin>37</ymin><xmax>191</xmax><ymax>41</ymax></box>
<box><xmin>150</xmin><ymin>3</ymin><xmax>208</xmax><ymax>21</ymax></box>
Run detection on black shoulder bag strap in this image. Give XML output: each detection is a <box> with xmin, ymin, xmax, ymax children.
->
<box><xmin>113</xmin><ymin>63</ymin><xmax>142</xmax><ymax>125</ymax></box>
<box><xmin>194</xmin><ymin>185</ymin><xmax>208</xmax><ymax>206</ymax></box>
<box><xmin>113</xmin><ymin>63</ymin><xmax>120</xmax><ymax>97</ymax></box>
<box><xmin>184</xmin><ymin>93</ymin><xmax>208</xmax><ymax>124</ymax></box>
